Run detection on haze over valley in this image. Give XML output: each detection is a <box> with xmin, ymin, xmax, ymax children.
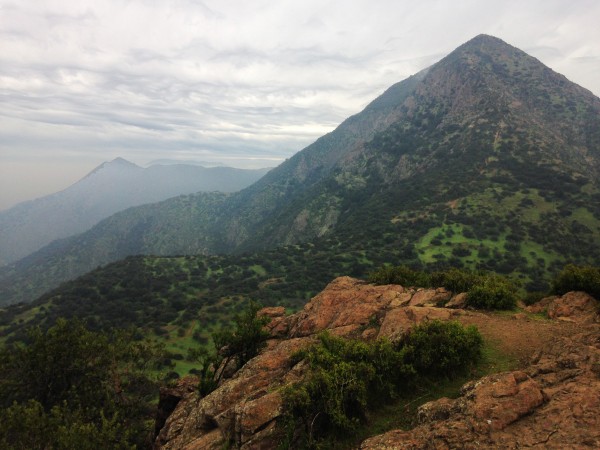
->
<box><xmin>0</xmin><ymin>159</ymin><xmax>270</xmax><ymax>265</ymax></box>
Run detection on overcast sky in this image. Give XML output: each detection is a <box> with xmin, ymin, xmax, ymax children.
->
<box><xmin>1</xmin><ymin>0</ymin><xmax>600</xmax><ymax>210</ymax></box>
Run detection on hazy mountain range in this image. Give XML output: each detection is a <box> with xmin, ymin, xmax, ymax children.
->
<box><xmin>1</xmin><ymin>34</ymin><xmax>599</xmax><ymax>306</ymax></box>
<box><xmin>0</xmin><ymin>159</ymin><xmax>270</xmax><ymax>266</ymax></box>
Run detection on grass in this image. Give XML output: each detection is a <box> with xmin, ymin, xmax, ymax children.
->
<box><xmin>477</xmin><ymin>338</ymin><xmax>518</xmax><ymax>374</ymax></box>
<box><xmin>250</xmin><ymin>264</ymin><xmax>267</xmax><ymax>276</ymax></box>
<box><xmin>519</xmin><ymin>240</ymin><xmax>556</xmax><ymax>267</ymax></box>
<box><xmin>570</xmin><ymin>207</ymin><xmax>600</xmax><ymax>231</ymax></box>
<box><xmin>415</xmin><ymin>223</ymin><xmax>508</xmax><ymax>265</ymax></box>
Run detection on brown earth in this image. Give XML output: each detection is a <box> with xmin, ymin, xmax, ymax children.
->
<box><xmin>153</xmin><ymin>277</ymin><xmax>599</xmax><ymax>450</ymax></box>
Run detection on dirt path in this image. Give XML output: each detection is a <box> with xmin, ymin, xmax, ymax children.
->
<box><xmin>457</xmin><ymin>311</ymin><xmax>580</xmax><ymax>368</ymax></box>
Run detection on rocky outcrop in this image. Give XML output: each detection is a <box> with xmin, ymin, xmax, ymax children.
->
<box><xmin>154</xmin><ymin>277</ymin><xmax>475</xmax><ymax>449</ymax></box>
<box><xmin>154</xmin><ymin>279</ymin><xmax>599</xmax><ymax>449</ymax></box>
<box><xmin>362</xmin><ymin>293</ymin><xmax>600</xmax><ymax>449</ymax></box>
<box><xmin>361</xmin><ymin>325</ymin><xmax>600</xmax><ymax>449</ymax></box>
<box><xmin>526</xmin><ymin>291</ymin><xmax>599</xmax><ymax>323</ymax></box>
<box><xmin>362</xmin><ymin>370</ymin><xmax>547</xmax><ymax>448</ymax></box>
<box><xmin>153</xmin><ymin>376</ymin><xmax>199</xmax><ymax>443</ymax></box>
<box><xmin>154</xmin><ymin>336</ymin><xmax>310</xmax><ymax>449</ymax></box>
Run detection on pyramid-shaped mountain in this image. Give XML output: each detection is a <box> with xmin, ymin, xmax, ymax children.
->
<box><xmin>2</xmin><ymin>34</ymin><xmax>600</xmax><ymax>305</ymax></box>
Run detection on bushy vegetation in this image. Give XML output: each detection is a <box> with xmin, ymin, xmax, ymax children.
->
<box><xmin>552</xmin><ymin>264</ymin><xmax>600</xmax><ymax>299</ymax></box>
<box><xmin>399</xmin><ymin>320</ymin><xmax>483</xmax><ymax>378</ymax></box>
<box><xmin>281</xmin><ymin>321</ymin><xmax>482</xmax><ymax>447</ymax></box>
<box><xmin>369</xmin><ymin>266</ymin><xmax>517</xmax><ymax>310</ymax></box>
<box><xmin>0</xmin><ymin>247</ymin><xmax>368</xmax><ymax>350</ymax></box>
<box><xmin>0</xmin><ymin>319</ymin><xmax>165</xmax><ymax>449</ymax></box>
<box><xmin>466</xmin><ymin>274</ymin><xmax>518</xmax><ymax>310</ymax></box>
<box><xmin>368</xmin><ymin>265</ymin><xmax>431</xmax><ymax>287</ymax></box>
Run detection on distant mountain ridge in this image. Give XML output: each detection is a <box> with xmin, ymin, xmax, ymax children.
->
<box><xmin>0</xmin><ymin>159</ymin><xmax>270</xmax><ymax>265</ymax></box>
<box><xmin>2</xmin><ymin>34</ymin><xmax>600</xmax><ymax>305</ymax></box>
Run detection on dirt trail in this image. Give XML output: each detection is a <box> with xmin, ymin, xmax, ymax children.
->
<box><xmin>458</xmin><ymin>311</ymin><xmax>579</xmax><ymax>367</ymax></box>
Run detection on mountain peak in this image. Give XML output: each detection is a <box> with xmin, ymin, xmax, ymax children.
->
<box><xmin>451</xmin><ymin>34</ymin><xmax>521</xmax><ymax>56</ymax></box>
<box><xmin>464</xmin><ymin>33</ymin><xmax>508</xmax><ymax>46</ymax></box>
<box><xmin>109</xmin><ymin>157</ymin><xmax>137</xmax><ymax>166</ymax></box>
<box><xmin>445</xmin><ymin>34</ymin><xmax>524</xmax><ymax>63</ymax></box>
<box><xmin>82</xmin><ymin>157</ymin><xmax>140</xmax><ymax>180</ymax></box>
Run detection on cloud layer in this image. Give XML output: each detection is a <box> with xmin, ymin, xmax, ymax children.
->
<box><xmin>1</xmin><ymin>0</ymin><xmax>599</xmax><ymax>208</ymax></box>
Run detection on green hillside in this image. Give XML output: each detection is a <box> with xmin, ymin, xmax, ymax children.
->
<box><xmin>1</xmin><ymin>34</ymin><xmax>599</xmax><ymax>309</ymax></box>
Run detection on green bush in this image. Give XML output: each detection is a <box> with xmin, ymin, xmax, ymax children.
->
<box><xmin>466</xmin><ymin>275</ymin><xmax>517</xmax><ymax>310</ymax></box>
<box><xmin>399</xmin><ymin>320</ymin><xmax>483</xmax><ymax>378</ymax></box>
<box><xmin>282</xmin><ymin>321</ymin><xmax>482</xmax><ymax>446</ymax></box>
<box><xmin>0</xmin><ymin>400</ymin><xmax>135</xmax><ymax>450</ymax></box>
<box><xmin>281</xmin><ymin>333</ymin><xmax>414</xmax><ymax>447</ymax></box>
<box><xmin>552</xmin><ymin>264</ymin><xmax>600</xmax><ymax>299</ymax></box>
<box><xmin>523</xmin><ymin>291</ymin><xmax>548</xmax><ymax>306</ymax></box>
<box><xmin>430</xmin><ymin>267</ymin><xmax>482</xmax><ymax>293</ymax></box>
<box><xmin>368</xmin><ymin>265</ymin><xmax>430</xmax><ymax>287</ymax></box>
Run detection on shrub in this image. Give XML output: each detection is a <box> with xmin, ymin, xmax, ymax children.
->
<box><xmin>281</xmin><ymin>333</ymin><xmax>413</xmax><ymax>446</ymax></box>
<box><xmin>466</xmin><ymin>274</ymin><xmax>517</xmax><ymax>310</ymax></box>
<box><xmin>282</xmin><ymin>321</ymin><xmax>483</xmax><ymax>446</ymax></box>
<box><xmin>552</xmin><ymin>264</ymin><xmax>600</xmax><ymax>299</ymax></box>
<box><xmin>399</xmin><ymin>320</ymin><xmax>483</xmax><ymax>378</ymax></box>
<box><xmin>523</xmin><ymin>291</ymin><xmax>548</xmax><ymax>306</ymax></box>
<box><xmin>0</xmin><ymin>319</ymin><xmax>162</xmax><ymax>448</ymax></box>
<box><xmin>0</xmin><ymin>400</ymin><xmax>135</xmax><ymax>450</ymax></box>
<box><xmin>368</xmin><ymin>265</ymin><xmax>430</xmax><ymax>287</ymax></box>
<box><xmin>430</xmin><ymin>267</ymin><xmax>481</xmax><ymax>293</ymax></box>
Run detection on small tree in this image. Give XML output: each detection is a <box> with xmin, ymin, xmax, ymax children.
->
<box><xmin>213</xmin><ymin>301</ymin><xmax>271</xmax><ymax>371</ymax></box>
<box><xmin>187</xmin><ymin>347</ymin><xmax>219</xmax><ymax>396</ymax></box>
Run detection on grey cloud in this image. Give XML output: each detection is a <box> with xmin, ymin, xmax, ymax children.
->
<box><xmin>43</xmin><ymin>10</ymin><xmax>96</xmax><ymax>26</ymax></box>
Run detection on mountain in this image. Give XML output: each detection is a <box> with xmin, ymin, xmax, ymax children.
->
<box><xmin>2</xmin><ymin>34</ymin><xmax>600</xmax><ymax>306</ymax></box>
<box><xmin>0</xmin><ymin>158</ymin><xmax>271</xmax><ymax>265</ymax></box>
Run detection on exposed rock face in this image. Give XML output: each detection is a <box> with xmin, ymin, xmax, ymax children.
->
<box><xmin>153</xmin><ymin>376</ymin><xmax>199</xmax><ymax>443</ymax></box>
<box><xmin>546</xmin><ymin>291</ymin><xmax>599</xmax><ymax>323</ymax></box>
<box><xmin>364</xmin><ymin>371</ymin><xmax>547</xmax><ymax>449</ymax></box>
<box><xmin>154</xmin><ymin>279</ymin><xmax>600</xmax><ymax>449</ymax></box>
<box><xmin>154</xmin><ymin>337</ymin><xmax>310</xmax><ymax>449</ymax></box>
<box><xmin>154</xmin><ymin>277</ymin><xmax>474</xmax><ymax>449</ymax></box>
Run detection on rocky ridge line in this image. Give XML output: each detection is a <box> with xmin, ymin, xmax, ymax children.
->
<box><xmin>154</xmin><ymin>277</ymin><xmax>599</xmax><ymax>449</ymax></box>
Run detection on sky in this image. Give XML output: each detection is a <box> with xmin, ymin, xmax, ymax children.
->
<box><xmin>1</xmin><ymin>0</ymin><xmax>600</xmax><ymax>210</ymax></box>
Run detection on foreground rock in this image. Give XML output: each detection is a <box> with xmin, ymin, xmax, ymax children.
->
<box><xmin>526</xmin><ymin>291</ymin><xmax>599</xmax><ymax>323</ymax></box>
<box><xmin>362</xmin><ymin>295</ymin><xmax>600</xmax><ymax>449</ymax></box>
<box><xmin>154</xmin><ymin>277</ymin><xmax>475</xmax><ymax>449</ymax></box>
<box><xmin>154</xmin><ymin>279</ymin><xmax>599</xmax><ymax>449</ymax></box>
